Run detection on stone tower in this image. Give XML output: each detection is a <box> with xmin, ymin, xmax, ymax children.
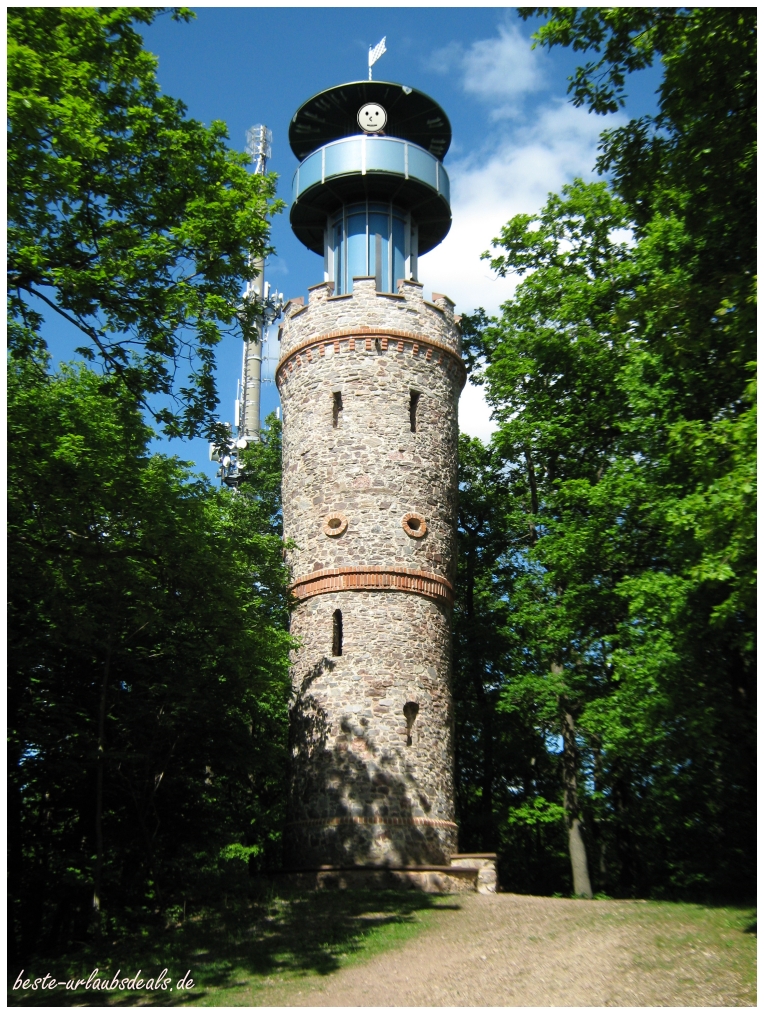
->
<box><xmin>278</xmin><ymin>81</ymin><xmax>464</xmax><ymax>871</ymax></box>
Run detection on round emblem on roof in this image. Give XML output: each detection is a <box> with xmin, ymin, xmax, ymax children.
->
<box><xmin>358</xmin><ymin>102</ymin><xmax>387</xmax><ymax>133</ymax></box>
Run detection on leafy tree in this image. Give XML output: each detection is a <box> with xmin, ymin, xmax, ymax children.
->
<box><xmin>524</xmin><ymin>7</ymin><xmax>756</xmax><ymax>412</ymax></box>
<box><xmin>452</xmin><ymin>435</ymin><xmax>512</xmax><ymax>850</ymax></box>
<box><xmin>457</xmin><ymin>7</ymin><xmax>755</xmax><ymax>898</ymax></box>
<box><xmin>7</xmin><ymin>7</ymin><xmax>282</xmax><ymax>439</ymax></box>
<box><xmin>453</xmin><ymin>435</ymin><xmax>571</xmax><ymax>893</ymax></box>
<box><xmin>8</xmin><ymin>358</ymin><xmax>292</xmax><ymax>960</ymax></box>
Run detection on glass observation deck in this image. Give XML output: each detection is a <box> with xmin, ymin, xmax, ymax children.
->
<box><xmin>289</xmin><ymin>134</ymin><xmax>452</xmax><ymax>262</ymax></box>
<box><xmin>292</xmin><ymin>135</ymin><xmax>450</xmax><ymax>206</ymax></box>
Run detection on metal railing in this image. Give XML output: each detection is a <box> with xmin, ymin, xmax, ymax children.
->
<box><xmin>293</xmin><ymin>135</ymin><xmax>450</xmax><ymax>205</ymax></box>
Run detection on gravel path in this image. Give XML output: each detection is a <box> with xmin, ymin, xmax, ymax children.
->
<box><xmin>284</xmin><ymin>893</ymin><xmax>754</xmax><ymax>1007</ymax></box>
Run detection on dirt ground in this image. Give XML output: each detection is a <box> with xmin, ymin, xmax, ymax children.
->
<box><xmin>279</xmin><ymin>892</ymin><xmax>755</xmax><ymax>1007</ymax></box>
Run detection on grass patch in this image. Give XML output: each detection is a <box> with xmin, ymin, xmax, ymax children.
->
<box><xmin>563</xmin><ymin>898</ymin><xmax>756</xmax><ymax>1003</ymax></box>
<box><xmin>8</xmin><ymin>885</ymin><xmax>458</xmax><ymax>1007</ymax></box>
<box><xmin>630</xmin><ymin>900</ymin><xmax>757</xmax><ymax>997</ymax></box>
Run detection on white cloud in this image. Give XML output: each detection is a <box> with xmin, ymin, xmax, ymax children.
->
<box><xmin>462</xmin><ymin>24</ymin><xmax>546</xmax><ymax>111</ymax></box>
<box><xmin>419</xmin><ymin>102</ymin><xmax>620</xmax><ymax>319</ymax></box>
<box><xmin>426</xmin><ymin>40</ymin><xmax>462</xmax><ymax>77</ymax></box>
<box><xmin>458</xmin><ymin>378</ymin><xmax>496</xmax><ymax>443</ymax></box>
<box><xmin>427</xmin><ymin>22</ymin><xmax>547</xmax><ymax>120</ymax></box>
<box><xmin>419</xmin><ymin>22</ymin><xmax>625</xmax><ymax>444</ymax></box>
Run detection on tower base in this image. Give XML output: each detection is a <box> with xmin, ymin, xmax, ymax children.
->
<box><xmin>265</xmin><ymin>854</ymin><xmax>497</xmax><ymax>895</ymax></box>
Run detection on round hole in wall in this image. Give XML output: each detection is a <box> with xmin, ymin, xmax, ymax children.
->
<box><xmin>323</xmin><ymin>512</ymin><xmax>348</xmax><ymax>537</ymax></box>
<box><xmin>401</xmin><ymin>512</ymin><xmax>427</xmax><ymax>539</ymax></box>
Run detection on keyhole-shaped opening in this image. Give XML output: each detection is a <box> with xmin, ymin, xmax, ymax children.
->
<box><xmin>403</xmin><ymin>701</ymin><xmax>419</xmax><ymax>746</ymax></box>
<box><xmin>409</xmin><ymin>390</ymin><xmax>420</xmax><ymax>433</ymax></box>
<box><xmin>332</xmin><ymin>391</ymin><xmax>343</xmax><ymax>428</ymax></box>
<box><xmin>332</xmin><ymin>609</ymin><xmax>343</xmax><ymax>656</ymax></box>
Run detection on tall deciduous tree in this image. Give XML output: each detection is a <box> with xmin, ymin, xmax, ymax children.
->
<box><xmin>8</xmin><ymin>7</ymin><xmax>282</xmax><ymax>438</ymax></box>
<box><xmin>8</xmin><ymin>358</ymin><xmax>292</xmax><ymax>960</ymax></box>
<box><xmin>456</xmin><ymin>7</ymin><xmax>755</xmax><ymax>898</ymax></box>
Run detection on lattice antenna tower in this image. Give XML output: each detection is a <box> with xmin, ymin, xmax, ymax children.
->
<box><xmin>236</xmin><ymin>124</ymin><xmax>280</xmax><ymax>446</ymax></box>
<box><xmin>211</xmin><ymin>124</ymin><xmax>283</xmax><ymax>485</ymax></box>
<box><xmin>246</xmin><ymin>123</ymin><xmax>272</xmax><ymax>175</ymax></box>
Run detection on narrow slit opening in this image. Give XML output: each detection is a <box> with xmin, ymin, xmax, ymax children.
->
<box><xmin>332</xmin><ymin>609</ymin><xmax>343</xmax><ymax>656</ymax></box>
<box><xmin>332</xmin><ymin>391</ymin><xmax>343</xmax><ymax>428</ymax></box>
<box><xmin>403</xmin><ymin>701</ymin><xmax>419</xmax><ymax>746</ymax></box>
<box><xmin>409</xmin><ymin>390</ymin><xmax>420</xmax><ymax>433</ymax></box>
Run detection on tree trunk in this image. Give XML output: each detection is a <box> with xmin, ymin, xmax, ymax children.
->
<box><xmin>524</xmin><ymin>447</ymin><xmax>539</xmax><ymax>545</ymax></box>
<box><xmin>612</xmin><ymin>773</ymin><xmax>634</xmax><ymax>895</ymax></box>
<box><xmin>93</xmin><ymin>619</ymin><xmax>114</xmax><ymax>937</ymax></box>
<box><xmin>591</xmin><ymin>737</ymin><xmax>608</xmax><ymax>893</ymax></box>
<box><xmin>558</xmin><ymin>684</ymin><xmax>593</xmax><ymax>898</ymax></box>
<box><xmin>465</xmin><ymin>533</ymin><xmax>495</xmax><ymax>846</ymax></box>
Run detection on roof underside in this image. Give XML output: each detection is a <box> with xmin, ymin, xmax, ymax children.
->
<box><xmin>289</xmin><ymin>81</ymin><xmax>452</xmax><ymax>162</ymax></box>
<box><xmin>290</xmin><ymin>172</ymin><xmax>451</xmax><ymax>257</ymax></box>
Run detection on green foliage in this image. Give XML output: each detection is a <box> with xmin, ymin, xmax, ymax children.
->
<box><xmin>507</xmin><ymin>797</ymin><xmax>567</xmax><ymax>827</ymax></box>
<box><xmin>7</xmin><ymin>7</ymin><xmax>283</xmax><ymax>439</ymax></box>
<box><xmin>8</xmin><ymin>357</ymin><xmax>293</xmax><ymax>961</ymax></box>
<box><xmin>453</xmin><ymin>8</ymin><xmax>755</xmax><ymax>899</ymax></box>
<box><xmin>238</xmin><ymin>413</ymin><xmax>286</xmax><ymax>538</ymax></box>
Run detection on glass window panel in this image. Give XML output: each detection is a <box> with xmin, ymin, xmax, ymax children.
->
<box><xmin>329</xmin><ymin>203</ymin><xmax>410</xmax><ymax>293</ymax></box>
<box><xmin>365</xmin><ymin>137</ymin><xmax>405</xmax><ymax>175</ymax></box>
<box><xmin>324</xmin><ymin>138</ymin><xmax>364</xmax><ymax>179</ymax></box>
<box><xmin>368</xmin><ymin>212</ymin><xmax>390</xmax><ymax>292</ymax></box>
<box><xmin>438</xmin><ymin>164</ymin><xmax>450</xmax><ymax>202</ymax></box>
<box><xmin>347</xmin><ymin>211</ymin><xmax>367</xmax><ymax>284</ymax></box>
<box><xmin>392</xmin><ymin>216</ymin><xmax>406</xmax><ymax>290</ymax></box>
<box><xmin>333</xmin><ymin>221</ymin><xmax>345</xmax><ymax>294</ymax></box>
<box><xmin>406</xmin><ymin>146</ymin><xmax>437</xmax><ymax>189</ymax></box>
<box><xmin>297</xmin><ymin>150</ymin><xmax>323</xmax><ymax>193</ymax></box>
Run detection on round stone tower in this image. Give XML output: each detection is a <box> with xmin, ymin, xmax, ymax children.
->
<box><xmin>278</xmin><ymin>81</ymin><xmax>464</xmax><ymax>870</ymax></box>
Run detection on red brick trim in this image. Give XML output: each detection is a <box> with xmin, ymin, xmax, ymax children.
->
<box><xmin>401</xmin><ymin>512</ymin><xmax>427</xmax><ymax>538</ymax></box>
<box><xmin>291</xmin><ymin>565</ymin><xmax>454</xmax><ymax>606</ymax></box>
<box><xmin>276</xmin><ymin>328</ymin><xmax>466</xmax><ymax>386</ymax></box>
<box><xmin>323</xmin><ymin>512</ymin><xmax>348</xmax><ymax>537</ymax></box>
<box><xmin>285</xmin><ymin>815</ymin><xmax>459</xmax><ymax>830</ymax></box>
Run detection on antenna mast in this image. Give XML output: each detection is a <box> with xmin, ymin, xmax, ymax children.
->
<box><xmin>211</xmin><ymin>124</ymin><xmax>284</xmax><ymax>487</ymax></box>
<box><xmin>239</xmin><ymin>124</ymin><xmax>273</xmax><ymax>442</ymax></box>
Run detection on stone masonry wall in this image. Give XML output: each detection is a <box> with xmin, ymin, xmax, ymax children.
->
<box><xmin>278</xmin><ymin>276</ymin><xmax>463</xmax><ymax>868</ymax></box>
<box><xmin>285</xmin><ymin>591</ymin><xmax>457</xmax><ymax>867</ymax></box>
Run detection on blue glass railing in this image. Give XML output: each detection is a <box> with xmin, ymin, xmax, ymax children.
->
<box><xmin>292</xmin><ymin>135</ymin><xmax>450</xmax><ymax>205</ymax></box>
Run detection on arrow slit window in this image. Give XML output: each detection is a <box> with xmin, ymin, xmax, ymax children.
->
<box><xmin>332</xmin><ymin>609</ymin><xmax>343</xmax><ymax>656</ymax></box>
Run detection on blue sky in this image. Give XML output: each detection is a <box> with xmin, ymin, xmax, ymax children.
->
<box><xmin>42</xmin><ymin>7</ymin><xmax>661</xmax><ymax>479</ymax></box>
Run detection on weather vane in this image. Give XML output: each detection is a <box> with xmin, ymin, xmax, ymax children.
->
<box><xmin>368</xmin><ymin>36</ymin><xmax>386</xmax><ymax>80</ymax></box>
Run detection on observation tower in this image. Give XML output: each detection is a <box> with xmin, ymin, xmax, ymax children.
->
<box><xmin>277</xmin><ymin>77</ymin><xmax>489</xmax><ymax>889</ymax></box>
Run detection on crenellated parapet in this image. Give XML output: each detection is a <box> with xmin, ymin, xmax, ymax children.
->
<box><xmin>278</xmin><ymin>277</ymin><xmax>462</xmax><ymax>359</ymax></box>
<box><xmin>278</xmin><ymin>276</ymin><xmax>463</xmax><ymax>597</ymax></box>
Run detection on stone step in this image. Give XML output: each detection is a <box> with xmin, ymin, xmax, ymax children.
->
<box><xmin>449</xmin><ymin>854</ymin><xmax>498</xmax><ymax>894</ymax></box>
<box><xmin>269</xmin><ymin>865</ymin><xmax>479</xmax><ymax>893</ymax></box>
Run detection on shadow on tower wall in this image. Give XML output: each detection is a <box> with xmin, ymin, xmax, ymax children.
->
<box><xmin>284</xmin><ymin>657</ymin><xmax>455</xmax><ymax>869</ymax></box>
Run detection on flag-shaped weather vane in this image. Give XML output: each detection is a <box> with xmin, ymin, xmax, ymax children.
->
<box><xmin>368</xmin><ymin>36</ymin><xmax>386</xmax><ymax>80</ymax></box>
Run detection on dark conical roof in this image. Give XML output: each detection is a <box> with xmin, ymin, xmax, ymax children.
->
<box><xmin>289</xmin><ymin>80</ymin><xmax>451</xmax><ymax>162</ymax></box>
